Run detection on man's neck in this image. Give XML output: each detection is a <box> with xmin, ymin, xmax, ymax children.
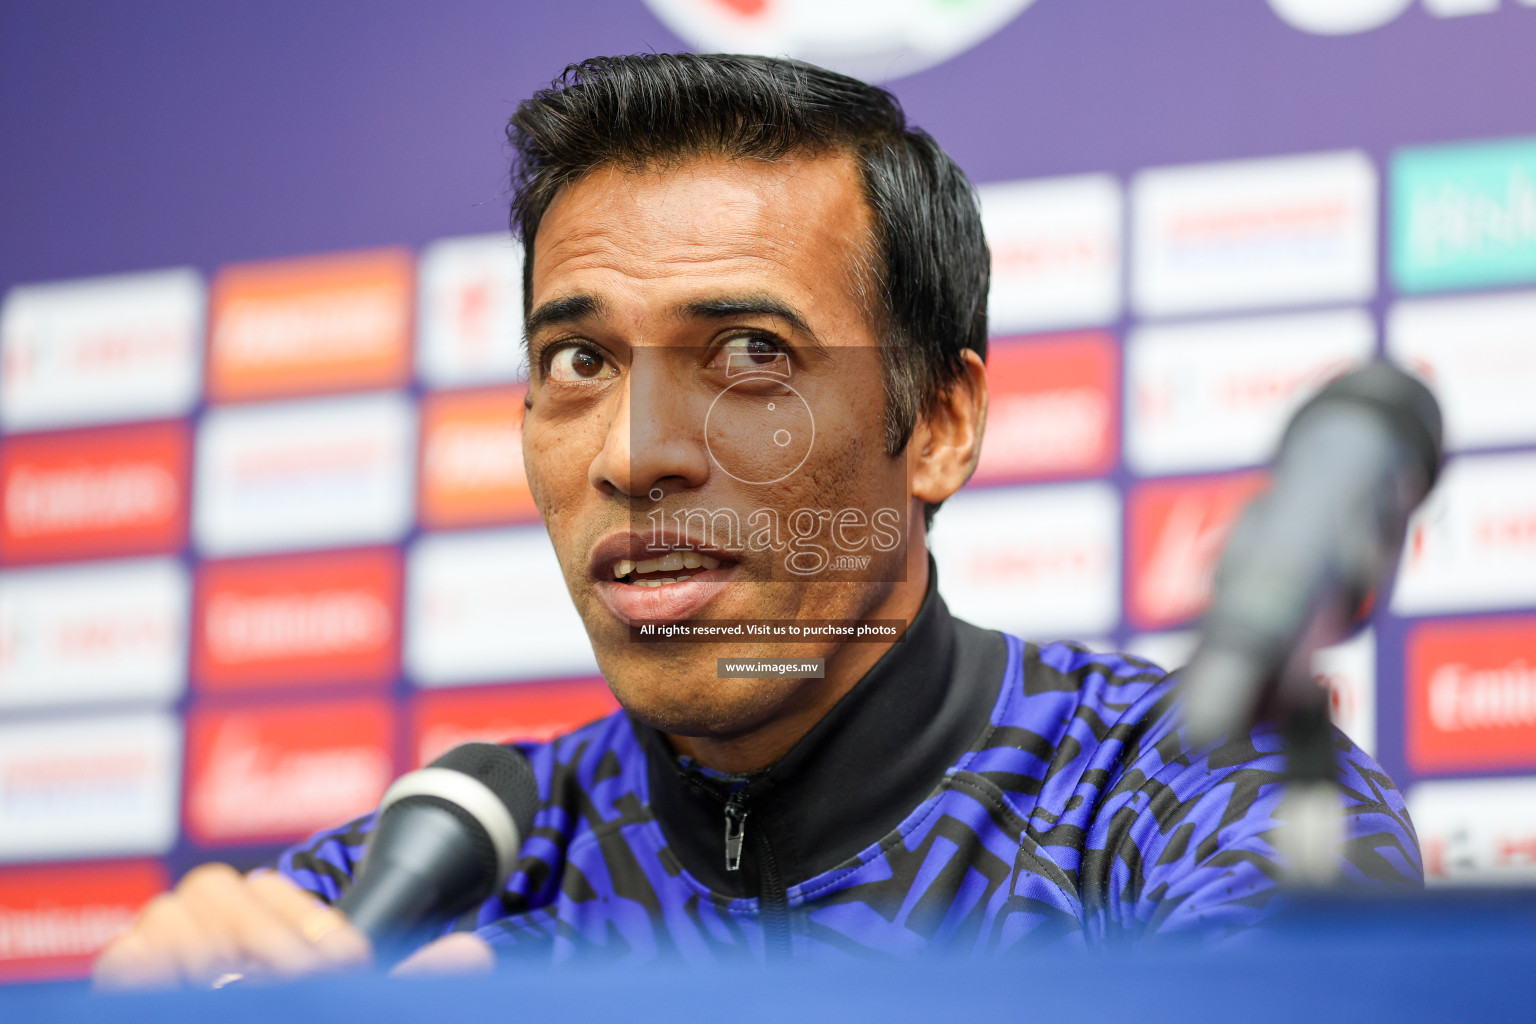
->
<box><xmin>665</xmin><ymin>548</ymin><xmax>931</xmax><ymax>774</ymax></box>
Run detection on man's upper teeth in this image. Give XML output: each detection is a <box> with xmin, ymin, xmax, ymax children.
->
<box><xmin>612</xmin><ymin>551</ymin><xmax>720</xmax><ymax>579</ymax></box>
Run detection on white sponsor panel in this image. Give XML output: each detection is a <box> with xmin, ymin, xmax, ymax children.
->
<box><xmin>642</xmin><ymin>0</ymin><xmax>1038</xmax><ymax>82</ymax></box>
<box><xmin>194</xmin><ymin>392</ymin><xmax>415</xmax><ymax>556</ymax></box>
<box><xmin>417</xmin><ymin>233</ymin><xmax>527</xmax><ymax>388</ymax></box>
<box><xmin>1393</xmin><ymin>452</ymin><xmax>1536</xmax><ymax>615</ymax></box>
<box><xmin>0</xmin><ymin>269</ymin><xmax>203</xmax><ymax>432</ymax></box>
<box><xmin>1388</xmin><ymin>292</ymin><xmax>1536</xmax><ymax>451</ymax></box>
<box><xmin>979</xmin><ymin>175</ymin><xmax>1122</xmax><ymax>333</ymax></box>
<box><xmin>1132</xmin><ymin>151</ymin><xmax>1377</xmax><ymax>317</ymax></box>
<box><xmin>0</xmin><ymin>713</ymin><xmax>181</xmax><ymax>862</ymax></box>
<box><xmin>1315</xmin><ymin>628</ymin><xmax>1377</xmax><ymax>757</ymax></box>
<box><xmin>1411</xmin><ymin>777</ymin><xmax>1536</xmax><ymax>886</ymax></box>
<box><xmin>407</xmin><ymin>527</ymin><xmax>598</xmax><ymax>685</ymax></box>
<box><xmin>0</xmin><ymin>558</ymin><xmax>188</xmax><ymax>709</ymax></box>
<box><xmin>1128</xmin><ymin>628</ymin><xmax>1375</xmax><ymax>754</ymax></box>
<box><xmin>930</xmin><ymin>483</ymin><xmax>1120</xmax><ymax>638</ymax></box>
<box><xmin>1127</xmin><ymin>309</ymin><xmax>1375</xmax><ymax>475</ymax></box>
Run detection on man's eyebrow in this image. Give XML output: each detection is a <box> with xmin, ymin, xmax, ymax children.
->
<box><xmin>679</xmin><ymin>295</ymin><xmax>823</xmax><ymax>346</ymax></box>
<box><xmin>525</xmin><ymin>293</ymin><xmax>605</xmax><ymax>338</ymax></box>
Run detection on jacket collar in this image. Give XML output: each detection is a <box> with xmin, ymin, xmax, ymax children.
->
<box><xmin>635</xmin><ymin>564</ymin><xmax>1006</xmax><ymax>897</ymax></box>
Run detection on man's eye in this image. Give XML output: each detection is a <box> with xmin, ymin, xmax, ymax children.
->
<box><xmin>716</xmin><ymin>334</ymin><xmax>785</xmax><ymax>367</ymax></box>
<box><xmin>547</xmin><ymin>344</ymin><xmax>615</xmax><ymax>382</ymax></box>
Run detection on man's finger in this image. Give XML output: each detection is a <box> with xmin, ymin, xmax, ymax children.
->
<box><xmin>93</xmin><ymin>932</ymin><xmax>179</xmax><ymax>991</ymax></box>
<box><xmin>390</xmin><ymin>932</ymin><xmax>496</xmax><ymax>977</ymax></box>
<box><xmin>246</xmin><ymin>870</ymin><xmax>372</xmax><ymax>969</ymax></box>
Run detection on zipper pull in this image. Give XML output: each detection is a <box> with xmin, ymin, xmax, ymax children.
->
<box><xmin>723</xmin><ymin>797</ymin><xmax>748</xmax><ymax>873</ymax></box>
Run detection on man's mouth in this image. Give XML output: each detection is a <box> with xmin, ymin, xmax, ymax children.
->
<box><xmin>610</xmin><ymin>551</ymin><xmax>723</xmax><ymax>586</ymax></box>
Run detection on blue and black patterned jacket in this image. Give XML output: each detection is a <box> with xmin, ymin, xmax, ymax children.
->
<box><xmin>279</xmin><ymin>581</ymin><xmax>1421</xmax><ymax>963</ymax></box>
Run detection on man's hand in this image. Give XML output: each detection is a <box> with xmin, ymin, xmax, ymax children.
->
<box><xmin>93</xmin><ymin>865</ymin><xmax>372</xmax><ymax>990</ymax></box>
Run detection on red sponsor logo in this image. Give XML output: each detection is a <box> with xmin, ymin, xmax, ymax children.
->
<box><xmin>193</xmin><ymin>549</ymin><xmax>400</xmax><ymax>691</ymax></box>
<box><xmin>974</xmin><ymin>333</ymin><xmax>1118</xmax><ymax>483</ymax></box>
<box><xmin>418</xmin><ymin>386</ymin><xmax>538</xmax><ymax>528</ymax></box>
<box><xmin>185</xmin><ymin>699</ymin><xmax>394</xmax><ymax>845</ymax></box>
<box><xmin>1126</xmin><ymin>472</ymin><xmax>1269</xmax><ymax>630</ymax></box>
<box><xmin>1408</xmin><ymin>617</ymin><xmax>1536</xmax><ymax>773</ymax></box>
<box><xmin>0</xmin><ymin>860</ymin><xmax>166</xmax><ymax>982</ymax></box>
<box><xmin>208</xmin><ymin>249</ymin><xmax>413</xmax><ymax>402</ymax></box>
<box><xmin>411</xmin><ymin>679</ymin><xmax>619</xmax><ymax>766</ymax></box>
<box><xmin>0</xmin><ymin>422</ymin><xmax>189</xmax><ymax>564</ymax></box>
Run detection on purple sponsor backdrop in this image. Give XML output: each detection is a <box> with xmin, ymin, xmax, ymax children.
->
<box><xmin>5</xmin><ymin>0</ymin><xmax>1536</xmax><ymax>290</ymax></box>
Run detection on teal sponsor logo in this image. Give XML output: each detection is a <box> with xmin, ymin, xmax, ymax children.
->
<box><xmin>1392</xmin><ymin>138</ymin><xmax>1536</xmax><ymax>293</ymax></box>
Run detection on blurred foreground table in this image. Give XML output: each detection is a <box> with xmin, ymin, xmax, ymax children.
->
<box><xmin>6</xmin><ymin>892</ymin><xmax>1535</xmax><ymax>1024</ymax></box>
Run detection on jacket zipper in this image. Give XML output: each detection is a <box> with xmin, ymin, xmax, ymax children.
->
<box><xmin>721</xmin><ymin>791</ymin><xmax>791</xmax><ymax>961</ymax></box>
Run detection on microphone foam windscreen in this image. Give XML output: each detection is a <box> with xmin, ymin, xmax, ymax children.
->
<box><xmin>429</xmin><ymin>742</ymin><xmax>540</xmax><ymax>842</ymax></box>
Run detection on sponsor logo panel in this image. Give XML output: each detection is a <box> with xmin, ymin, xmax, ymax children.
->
<box><xmin>207</xmin><ymin>249</ymin><xmax>412</xmax><ymax>402</ymax></box>
<box><xmin>1392</xmin><ymin>452</ymin><xmax>1536</xmax><ymax>615</ymax></box>
<box><xmin>1128</xmin><ymin>628</ymin><xmax>1376</xmax><ymax>755</ymax></box>
<box><xmin>640</xmin><ymin>0</ymin><xmax>1039</xmax><ymax>82</ymax></box>
<box><xmin>1314</xmin><ymin>628</ymin><xmax>1378</xmax><ymax>757</ymax></box>
<box><xmin>1407</xmin><ymin>616</ymin><xmax>1536</xmax><ymax>773</ymax></box>
<box><xmin>0</xmin><ymin>268</ymin><xmax>203</xmax><ymax>433</ymax></box>
<box><xmin>973</xmin><ymin>333</ymin><xmax>1118</xmax><ymax>483</ymax></box>
<box><xmin>0</xmin><ymin>422</ymin><xmax>189</xmax><ymax>564</ymax></box>
<box><xmin>1387</xmin><ymin>292</ymin><xmax>1536</xmax><ymax>451</ymax></box>
<box><xmin>1126</xmin><ymin>472</ymin><xmax>1270</xmax><ymax>630</ymax></box>
<box><xmin>1392</xmin><ymin>137</ymin><xmax>1536</xmax><ymax>294</ymax></box>
<box><xmin>0</xmin><ymin>558</ymin><xmax>188</xmax><ymax>709</ymax></box>
<box><xmin>1133</xmin><ymin>151</ymin><xmax>1377</xmax><ymax>317</ymax></box>
<box><xmin>1411</xmin><ymin>776</ymin><xmax>1536</xmax><ymax>885</ymax></box>
<box><xmin>193</xmin><ymin>548</ymin><xmax>400</xmax><ymax>691</ymax></box>
<box><xmin>929</xmin><ymin>483</ymin><xmax>1121</xmax><ymax>638</ymax></box>
<box><xmin>417</xmin><ymin>234</ymin><xmax>526</xmax><ymax>388</ymax></box>
<box><xmin>410</xmin><ymin>679</ymin><xmax>619</xmax><ymax>766</ymax></box>
<box><xmin>1126</xmin><ymin>309</ymin><xmax>1375</xmax><ymax>476</ymax></box>
<box><xmin>419</xmin><ymin>386</ymin><xmax>538</xmax><ymax>529</ymax></box>
<box><xmin>185</xmin><ymin>698</ymin><xmax>394</xmax><ymax>846</ymax></box>
<box><xmin>193</xmin><ymin>392</ymin><xmax>415</xmax><ymax>557</ymax></box>
<box><xmin>978</xmin><ymin>176</ymin><xmax>1121</xmax><ymax>334</ymax></box>
<box><xmin>406</xmin><ymin>527</ymin><xmax>599</xmax><ymax>686</ymax></box>
<box><xmin>0</xmin><ymin>860</ymin><xmax>167</xmax><ymax>982</ymax></box>
<box><xmin>0</xmin><ymin>713</ymin><xmax>181</xmax><ymax>863</ymax></box>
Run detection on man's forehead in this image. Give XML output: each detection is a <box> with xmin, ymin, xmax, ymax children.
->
<box><xmin>529</xmin><ymin>153</ymin><xmax>873</xmax><ymax>301</ymax></box>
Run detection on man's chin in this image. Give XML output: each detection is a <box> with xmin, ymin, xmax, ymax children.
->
<box><xmin>607</xmin><ymin>672</ymin><xmax>795</xmax><ymax>741</ymax></box>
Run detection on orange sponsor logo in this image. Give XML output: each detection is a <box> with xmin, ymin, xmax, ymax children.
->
<box><xmin>1408</xmin><ymin>616</ymin><xmax>1536</xmax><ymax>773</ymax></box>
<box><xmin>974</xmin><ymin>332</ymin><xmax>1118</xmax><ymax>483</ymax></box>
<box><xmin>207</xmin><ymin>248</ymin><xmax>413</xmax><ymax>401</ymax></box>
<box><xmin>1126</xmin><ymin>472</ymin><xmax>1269</xmax><ymax>630</ymax></box>
<box><xmin>193</xmin><ymin>548</ymin><xmax>400</xmax><ymax>690</ymax></box>
<box><xmin>411</xmin><ymin>679</ymin><xmax>619</xmax><ymax>766</ymax></box>
<box><xmin>0</xmin><ymin>860</ymin><xmax>166</xmax><ymax>982</ymax></box>
<box><xmin>185</xmin><ymin>698</ymin><xmax>394</xmax><ymax>845</ymax></box>
<box><xmin>418</xmin><ymin>386</ymin><xmax>538</xmax><ymax>528</ymax></box>
<box><xmin>0</xmin><ymin>421</ymin><xmax>188</xmax><ymax>563</ymax></box>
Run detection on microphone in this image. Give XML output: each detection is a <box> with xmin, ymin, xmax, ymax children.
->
<box><xmin>335</xmin><ymin>742</ymin><xmax>539</xmax><ymax>948</ymax></box>
<box><xmin>1179</xmin><ymin>362</ymin><xmax>1443</xmax><ymax>747</ymax></box>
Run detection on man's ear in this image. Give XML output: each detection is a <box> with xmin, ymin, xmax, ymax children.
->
<box><xmin>908</xmin><ymin>348</ymin><xmax>988</xmax><ymax>507</ymax></box>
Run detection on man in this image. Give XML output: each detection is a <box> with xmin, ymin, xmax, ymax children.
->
<box><xmin>95</xmin><ymin>53</ymin><xmax>1419</xmax><ymax>986</ymax></box>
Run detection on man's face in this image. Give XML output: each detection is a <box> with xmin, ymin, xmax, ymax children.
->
<box><xmin>522</xmin><ymin>153</ymin><xmax>921</xmax><ymax>740</ymax></box>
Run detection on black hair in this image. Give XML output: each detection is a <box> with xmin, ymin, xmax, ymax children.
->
<box><xmin>507</xmin><ymin>53</ymin><xmax>989</xmax><ymax>521</ymax></box>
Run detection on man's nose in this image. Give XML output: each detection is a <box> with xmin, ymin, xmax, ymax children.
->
<box><xmin>588</xmin><ymin>359</ymin><xmax>710</xmax><ymax>499</ymax></box>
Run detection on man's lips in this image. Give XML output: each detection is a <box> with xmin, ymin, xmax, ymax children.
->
<box><xmin>587</xmin><ymin>530</ymin><xmax>742</xmax><ymax>626</ymax></box>
<box><xmin>593</xmin><ymin>567</ymin><xmax>738</xmax><ymax>626</ymax></box>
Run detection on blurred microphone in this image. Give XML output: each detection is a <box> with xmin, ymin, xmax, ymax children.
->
<box><xmin>336</xmin><ymin>742</ymin><xmax>539</xmax><ymax>948</ymax></box>
<box><xmin>1180</xmin><ymin>362</ymin><xmax>1443</xmax><ymax>747</ymax></box>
